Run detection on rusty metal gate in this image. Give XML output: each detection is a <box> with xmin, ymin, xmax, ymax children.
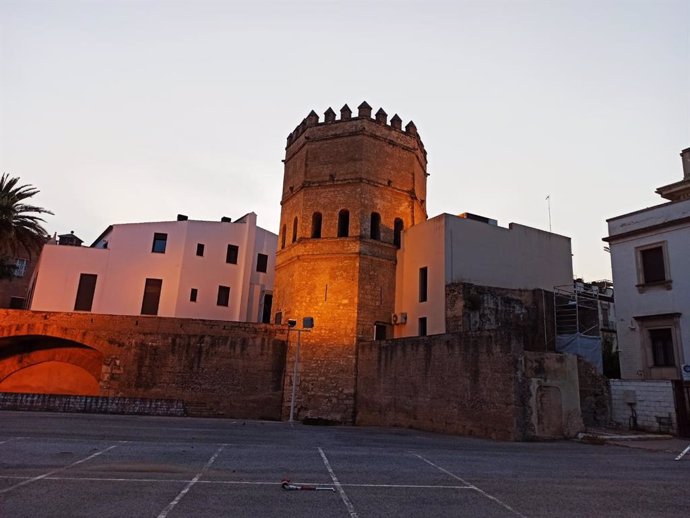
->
<box><xmin>673</xmin><ymin>381</ymin><xmax>690</xmax><ymax>438</ymax></box>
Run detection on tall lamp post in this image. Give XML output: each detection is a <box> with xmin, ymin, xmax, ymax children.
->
<box><xmin>287</xmin><ymin>316</ymin><xmax>314</xmax><ymax>423</ymax></box>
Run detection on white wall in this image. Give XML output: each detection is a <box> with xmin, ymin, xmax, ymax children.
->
<box><xmin>445</xmin><ymin>216</ymin><xmax>573</xmax><ymax>290</ymax></box>
<box><xmin>610</xmin><ymin>380</ymin><xmax>677</xmax><ymax>434</ymax></box>
<box><xmin>608</xmin><ymin>198</ymin><xmax>690</xmax><ymax>379</ymax></box>
<box><xmin>30</xmin><ymin>214</ymin><xmax>277</xmax><ymax>322</ymax></box>
<box><xmin>394</xmin><ymin>215</ymin><xmax>446</xmax><ymax>337</ymax></box>
<box><xmin>394</xmin><ymin>214</ymin><xmax>573</xmax><ymax>338</ymax></box>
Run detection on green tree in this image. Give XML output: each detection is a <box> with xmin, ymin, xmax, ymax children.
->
<box><xmin>0</xmin><ymin>173</ymin><xmax>53</xmax><ymax>279</ymax></box>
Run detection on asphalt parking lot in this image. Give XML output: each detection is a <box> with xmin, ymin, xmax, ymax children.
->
<box><xmin>0</xmin><ymin>412</ymin><xmax>687</xmax><ymax>518</ymax></box>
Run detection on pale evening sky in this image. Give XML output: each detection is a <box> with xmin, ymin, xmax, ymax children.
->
<box><xmin>1</xmin><ymin>0</ymin><xmax>688</xmax><ymax>281</ymax></box>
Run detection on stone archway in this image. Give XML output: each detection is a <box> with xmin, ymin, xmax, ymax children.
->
<box><xmin>0</xmin><ymin>335</ymin><xmax>105</xmax><ymax>396</ymax></box>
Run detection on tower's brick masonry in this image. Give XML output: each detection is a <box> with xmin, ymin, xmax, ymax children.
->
<box><xmin>274</xmin><ymin>102</ymin><xmax>428</xmax><ymax>422</ymax></box>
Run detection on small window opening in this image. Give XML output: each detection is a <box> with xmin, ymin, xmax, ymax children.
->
<box><xmin>337</xmin><ymin>209</ymin><xmax>350</xmax><ymax>237</ymax></box>
<box><xmin>370</xmin><ymin>212</ymin><xmax>381</xmax><ymax>240</ymax></box>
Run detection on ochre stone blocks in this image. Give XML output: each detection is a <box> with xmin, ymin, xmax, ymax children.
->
<box><xmin>0</xmin><ymin>310</ymin><xmax>287</xmax><ymax>420</ymax></box>
<box><xmin>274</xmin><ymin>106</ymin><xmax>428</xmax><ymax>423</ymax></box>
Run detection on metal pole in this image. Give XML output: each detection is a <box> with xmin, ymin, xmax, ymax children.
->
<box><xmin>289</xmin><ymin>329</ymin><xmax>301</xmax><ymax>423</ymax></box>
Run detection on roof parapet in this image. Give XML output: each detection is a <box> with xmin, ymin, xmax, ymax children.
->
<box><xmin>287</xmin><ymin>102</ymin><xmax>425</xmax><ymax>150</ymax></box>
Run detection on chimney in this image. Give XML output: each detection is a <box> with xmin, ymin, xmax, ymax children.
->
<box><xmin>681</xmin><ymin>147</ymin><xmax>690</xmax><ymax>179</ymax></box>
<box><xmin>177</xmin><ymin>214</ymin><xmax>188</xmax><ymax>221</ymax></box>
<box><xmin>221</xmin><ymin>216</ymin><xmax>232</xmax><ymax>223</ymax></box>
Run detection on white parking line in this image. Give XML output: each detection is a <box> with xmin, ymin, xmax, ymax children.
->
<box><xmin>413</xmin><ymin>453</ymin><xmax>528</xmax><ymax>518</ymax></box>
<box><xmin>0</xmin><ymin>441</ymin><xmax>128</xmax><ymax>495</ymax></box>
<box><xmin>0</xmin><ymin>474</ymin><xmax>474</xmax><ymax>490</ymax></box>
<box><xmin>318</xmin><ymin>447</ymin><xmax>358</xmax><ymax>518</ymax></box>
<box><xmin>156</xmin><ymin>444</ymin><xmax>226</xmax><ymax>518</ymax></box>
<box><xmin>0</xmin><ymin>437</ymin><xmax>22</xmax><ymax>446</ymax></box>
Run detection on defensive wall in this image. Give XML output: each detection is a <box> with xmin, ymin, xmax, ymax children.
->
<box><xmin>0</xmin><ymin>310</ymin><xmax>287</xmax><ymax>419</ymax></box>
<box><xmin>357</xmin><ymin>333</ymin><xmax>583</xmax><ymax>441</ymax></box>
<box><xmin>1</xmin><ymin>301</ymin><xmax>585</xmax><ymax>440</ymax></box>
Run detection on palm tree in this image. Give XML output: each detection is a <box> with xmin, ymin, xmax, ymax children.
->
<box><xmin>0</xmin><ymin>173</ymin><xmax>53</xmax><ymax>269</ymax></box>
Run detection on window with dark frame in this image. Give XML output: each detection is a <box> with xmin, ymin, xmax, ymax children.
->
<box><xmin>394</xmin><ymin>218</ymin><xmax>404</xmax><ymax>248</ymax></box>
<box><xmin>141</xmin><ymin>278</ymin><xmax>163</xmax><ymax>315</ymax></box>
<box><xmin>370</xmin><ymin>212</ymin><xmax>381</xmax><ymax>240</ymax></box>
<box><xmin>196</xmin><ymin>243</ymin><xmax>205</xmax><ymax>256</ymax></box>
<box><xmin>311</xmin><ymin>212</ymin><xmax>322</xmax><ymax>238</ymax></box>
<box><xmin>261</xmin><ymin>293</ymin><xmax>273</xmax><ymax>323</ymax></box>
<box><xmin>292</xmin><ymin>217</ymin><xmax>298</xmax><ymax>243</ymax></box>
<box><xmin>419</xmin><ymin>266</ymin><xmax>428</xmax><ymax>302</ymax></box>
<box><xmin>256</xmin><ymin>253</ymin><xmax>268</xmax><ymax>273</ymax></box>
<box><xmin>274</xmin><ymin>311</ymin><xmax>283</xmax><ymax>325</ymax></box>
<box><xmin>217</xmin><ymin>285</ymin><xmax>230</xmax><ymax>307</ymax></box>
<box><xmin>74</xmin><ymin>273</ymin><xmax>97</xmax><ymax>311</ymax></box>
<box><xmin>281</xmin><ymin>225</ymin><xmax>286</xmax><ymax>249</ymax></box>
<box><xmin>419</xmin><ymin>317</ymin><xmax>427</xmax><ymax>337</ymax></box>
<box><xmin>337</xmin><ymin>209</ymin><xmax>350</xmax><ymax>237</ymax></box>
<box><xmin>649</xmin><ymin>328</ymin><xmax>675</xmax><ymax>367</ymax></box>
<box><xmin>640</xmin><ymin>246</ymin><xmax>666</xmax><ymax>283</ymax></box>
<box><xmin>151</xmin><ymin>233</ymin><xmax>168</xmax><ymax>253</ymax></box>
<box><xmin>226</xmin><ymin>244</ymin><xmax>239</xmax><ymax>264</ymax></box>
<box><xmin>374</xmin><ymin>323</ymin><xmax>387</xmax><ymax>341</ymax></box>
<box><xmin>190</xmin><ymin>288</ymin><xmax>198</xmax><ymax>302</ymax></box>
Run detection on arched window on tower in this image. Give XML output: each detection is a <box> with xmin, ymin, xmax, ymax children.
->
<box><xmin>394</xmin><ymin>218</ymin><xmax>404</xmax><ymax>248</ymax></box>
<box><xmin>292</xmin><ymin>217</ymin><xmax>298</xmax><ymax>243</ymax></box>
<box><xmin>311</xmin><ymin>212</ymin><xmax>322</xmax><ymax>238</ymax></box>
<box><xmin>370</xmin><ymin>212</ymin><xmax>381</xmax><ymax>240</ymax></box>
<box><xmin>337</xmin><ymin>209</ymin><xmax>350</xmax><ymax>238</ymax></box>
<box><xmin>281</xmin><ymin>224</ymin><xmax>286</xmax><ymax>249</ymax></box>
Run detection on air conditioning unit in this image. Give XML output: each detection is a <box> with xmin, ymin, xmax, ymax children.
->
<box><xmin>391</xmin><ymin>312</ymin><xmax>408</xmax><ymax>325</ymax></box>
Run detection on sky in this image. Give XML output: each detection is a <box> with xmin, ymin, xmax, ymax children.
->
<box><xmin>1</xmin><ymin>0</ymin><xmax>688</xmax><ymax>281</ymax></box>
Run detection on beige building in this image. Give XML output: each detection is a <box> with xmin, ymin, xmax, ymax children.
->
<box><xmin>29</xmin><ymin>213</ymin><xmax>276</xmax><ymax>323</ymax></box>
<box><xmin>393</xmin><ymin>212</ymin><xmax>574</xmax><ymax>338</ymax></box>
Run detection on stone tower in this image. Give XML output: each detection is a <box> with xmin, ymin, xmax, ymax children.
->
<box><xmin>273</xmin><ymin>102</ymin><xmax>428</xmax><ymax>422</ymax></box>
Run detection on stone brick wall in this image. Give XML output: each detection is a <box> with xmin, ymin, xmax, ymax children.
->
<box><xmin>273</xmin><ymin>106</ymin><xmax>428</xmax><ymax>423</ymax></box>
<box><xmin>0</xmin><ymin>392</ymin><xmax>185</xmax><ymax>416</ymax></box>
<box><xmin>445</xmin><ymin>283</ymin><xmax>557</xmax><ymax>352</ymax></box>
<box><xmin>0</xmin><ymin>310</ymin><xmax>287</xmax><ymax>420</ymax></box>
<box><xmin>577</xmin><ymin>356</ymin><xmax>611</xmax><ymax>427</ymax></box>
<box><xmin>356</xmin><ymin>333</ymin><xmax>527</xmax><ymax>440</ymax></box>
<box><xmin>610</xmin><ymin>379</ymin><xmax>677</xmax><ymax>434</ymax></box>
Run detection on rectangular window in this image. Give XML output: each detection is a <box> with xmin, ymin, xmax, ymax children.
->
<box><xmin>640</xmin><ymin>246</ymin><xmax>666</xmax><ymax>283</ymax></box>
<box><xmin>256</xmin><ymin>253</ymin><xmax>268</xmax><ymax>273</ymax></box>
<box><xmin>275</xmin><ymin>311</ymin><xmax>283</xmax><ymax>325</ymax></box>
<box><xmin>196</xmin><ymin>243</ymin><xmax>205</xmax><ymax>256</ymax></box>
<box><xmin>74</xmin><ymin>273</ymin><xmax>97</xmax><ymax>312</ymax></box>
<box><xmin>14</xmin><ymin>258</ymin><xmax>28</xmax><ymax>278</ymax></box>
<box><xmin>261</xmin><ymin>293</ymin><xmax>273</xmax><ymax>323</ymax></box>
<box><xmin>217</xmin><ymin>285</ymin><xmax>230</xmax><ymax>307</ymax></box>
<box><xmin>374</xmin><ymin>323</ymin><xmax>387</xmax><ymax>341</ymax></box>
<box><xmin>190</xmin><ymin>288</ymin><xmax>198</xmax><ymax>302</ymax></box>
<box><xmin>649</xmin><ymin>328</ymin><xmax>675</xmax><ymax>367</ymax></box>
<box><xmin>419</xmin><ymin>267</ymin><xmax>428</xmax><ymax>302</ymax></box>
<box><xmin>141</xmin><ymin>278</ymin><xmax>163</xmax><ymax>315</ymax></box>
<box><xmin>226</xmin><ymin>244</ymin><xmax>239</xmax><ymax>264</ymax></box>
<box><xmin>419</xmin><ymin>317</ymin><xmax>427</xmax><ymax>337</ymax></box>
<box><xmin>152</xmin><ymin>233</ymin><xmax>167</xmax><ymax>253</ymax></box>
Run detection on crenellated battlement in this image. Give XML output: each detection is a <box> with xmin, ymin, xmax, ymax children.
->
<box><xmin>286</xmin><ymin>101</ymin><xmax>426</xmax><ymax>155</ymax></box>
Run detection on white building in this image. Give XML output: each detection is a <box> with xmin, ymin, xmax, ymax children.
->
<box><xmin>604</xmin><ymin>147</ymin><xmax>690</xmax><ymax>435</ymax></box>
<box><xmin>606</xmin><ymin>149</ymin><xmax>690</xmax><ymax>381</ymax></box>
<box><xmin>393</xmin><ymin>212</ymin><xmax>573</xmax><ymax>338</ymax></box>
<box><xmin>29</xmin><ymin>213</ymin><xmax>277</xmax><ymax>323</ymax></box>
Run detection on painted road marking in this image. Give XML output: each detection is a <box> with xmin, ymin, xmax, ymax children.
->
<box><xmin>156</xmin><ymin>444</ymin><xmax>226</xmax><ymax>518</ymax></box>
<box><xmin>413</xmin><ymin>453</ymin><xmax>528</xmax><ymax>518</ymax></box>
<box><xmin>0</xmin><ymin>474</ymin><xmax>474</xmax><ymax>490</ymax></box>
<box><xmin>318</xmin><ymin>447</ymin><xmax>358</xmax><ymax>518</ymax></box>
<box><xmin>0</xmin><ymin>441</ymin><xmax>128</xmax><ymax>495</ymax></box>
<box><xmin>0</xmin><ymin>437</ymin><xmax>22</xmax><ymax>446</ymax></box>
